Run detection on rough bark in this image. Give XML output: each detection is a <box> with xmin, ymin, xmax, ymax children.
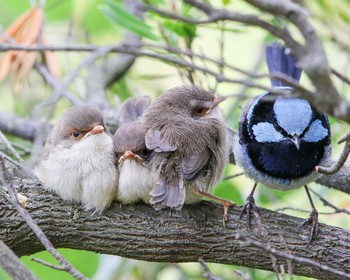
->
<box><xmin>0</xmin><ymin>178</ymin><xmax>349</xmax><ymax>280</ymax></box>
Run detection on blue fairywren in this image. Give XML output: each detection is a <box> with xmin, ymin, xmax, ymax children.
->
<box><xmin>233</xmin><ymin>43</ymin><xmax>332</xmax><ymax>244</ymax></box>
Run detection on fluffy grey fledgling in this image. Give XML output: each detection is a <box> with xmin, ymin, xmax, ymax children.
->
<box><xmin>113</xmin><ymin>96</ymin><xmax>156</xmax><ymax>204</ymax></box>
<box><xmin>143</xmin><ymin>85</ymin><xmax>235</xmax><ymax>219</ymax></box>
<box><xmin>35</xmin><ymin>106</ymin><xmax>118</xmax><ymax>212</ymax></box>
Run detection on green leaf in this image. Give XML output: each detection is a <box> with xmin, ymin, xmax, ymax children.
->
<box><xmin>163</xmin><ymin>20</ymin><xmax>196</xmax><ymax>41</ymax></box>
<box><xmin>222</xmin><ymin>0</ymin><xmax>231</xmax><ymax>6</ymax></box>
<box><xmin>99</xmin><ymin>0</ymin><xmax>158</xmax><ymax>41</ymax></box>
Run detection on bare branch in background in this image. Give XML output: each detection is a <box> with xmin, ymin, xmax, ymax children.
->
<box><xmin>0</xmin><ymin>162</ymin><xmax>88</xmax><ymax>280</ymax></box>
<box><xmin>317</xmin><ymin>132</ymin><xmax>350</xmax><ymax>175</ymax></box>
<box><xmin>236</xmin><ymin>234</ymin><xmax>350</xmax><ymax>280</ymax></box>
<box><xmin>198</xmin><ymin>258</ymin><xmax>222</xmax><ymax>280</ymax></box>
<box><xmin>85</xmin><ymin>0</ymin><xmax>143</xmax><ymax>131</ymax></box>
<box><xmin>0</xmin><ymin>130</ymin><xmax>24</xmax><ymax>162</ymax></box>
<box><xmin>0</xmin><ymin>111</ymin><xmax>42</xmax><ymax>141</ymax></box>
<box><xmin>243</xmin><ymin>0</ymin><xmax>350</xmax><ymax>120</ymax></box>
<box><xmin>309</xmin><ymin>188</ymin><xmax>350</xmax><ymax>215</ymax></box>
<box><xmin>0</xmin><ymin>240</ymin><xmax>38</xmax><ymax>280</ymax></box>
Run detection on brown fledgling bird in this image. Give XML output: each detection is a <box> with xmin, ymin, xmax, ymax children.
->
<box><xmin>113</xmin><ymin>96</ymin><xmax>156</xmax><ymax>204</ymax></box>
<box><xmin>143</xmin><ymin>85</ymin><xmax>235</xmax><ymax>220</ymax></box>
<box><xmin>35</xmin><ymin>106</ymin><xmax>118</xmax><ymax>212</ymax></box>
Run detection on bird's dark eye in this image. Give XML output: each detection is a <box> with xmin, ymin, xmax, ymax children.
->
<box><xmin>72</xmin><ymin>131</ymin><xmax>80</xmax><ymax>138</ymax></box>
<box><xmin>194</xmin><ymin>107</ymin><xmax>209</xmax><ymax>116</ymax></box>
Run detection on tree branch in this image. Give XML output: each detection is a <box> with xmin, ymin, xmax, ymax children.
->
<box><xmin>1</xmin><ymin>178</ymin><xmax>349</xmax><ymax>280</ymax></box>
<box><xmin>0</xmin><ymin>164</ymin><xmax>87</xmax><ymax>280</ymax></box>
<box><xmin>0</xmin><ymin>240</ymin><xmax>38</xmax><ymax>280</ymax></box>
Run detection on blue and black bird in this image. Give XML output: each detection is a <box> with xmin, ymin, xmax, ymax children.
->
<box><xmin>233</xmin><ymin>42</ymin><xmax>332</xmax><ymax>244</ymax></box>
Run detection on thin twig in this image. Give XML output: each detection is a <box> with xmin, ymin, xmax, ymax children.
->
<box><xmin>309</xmin><ymin>189</ymin><xmax>350</xmax><ymax>215</ymax></box>
<box><xmin>0</xmin><ymin>240</ymin><xmax>38</xmax><ymax>280</ymax></box>
<box><xmin>198</xmin><ymin>258</ymin><xmax>222</xmax><ymax>280</ymax></box>
<box><xmin>0</xmin><ymin>151</ymin><xmax>22</xmax><ymax>168</ymax></box>
<box><xmin>0</xmin><ymin>130</ymin><xmax>24</xmax><ymax>163</ymax></box>
<box><xmin>275</xmin><ymin>207</ymin><xmax>343</xmax><ymax>216</ymax></box>
<box><xmin>35</xmin><ymin>63</ymin><xmax>81</xmax><ymax>106</ymax></box>
<box><xmin>223</xmin><ymin>173</ymin><xmax>244</xmax><ymax>180</ymax></box>
<box><xmin>317</xmin><ymin>131</ymin><xmax>350</xmax><ymax>175</ymax></box>
<box><xmin>31</xmin><ymin>258</ymin><xmax>67</xmax><ymax>271</ymax></box>
<box><xmin>0</xmin><ymin>42</ymin><xmax>312</xmax><ymax>94</ymax></box>
<box><xmin>236</xmin><ymin>234</ymin><xmax>350</xmax><ymax>279</ymax></box>
<box><xmin>278</xmin><ymin>233</ymin><xmax>293</xmax><ymax>280</ymax></box>
<box><xmin>234</xmin><ymin>270</ymin><xmax>251</xmax><ymax>280</ymax></box>
<box><xmin>331</xmin><ymin>68</ymin><xmax>350</xmax><ymax>86</ymax></box>
<box><xmin>0</xmin><ymin>161</ymin><xmax>88</xmax><ymax>280</ymax></box>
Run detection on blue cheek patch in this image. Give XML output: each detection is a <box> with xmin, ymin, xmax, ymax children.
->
<box><xmin>303</xmin><ymin>119</ymin><xmax>329</xmax><ymax>142</ymax></box>
<box><xmin>252</xmin><ymin>122</ymin><xmax>284</xmax><ymax>142</ymax></box>
<box><xmin>274</xmin><ymin>98</ymin><xmax>312</xmax><ymax>135</ymax></box>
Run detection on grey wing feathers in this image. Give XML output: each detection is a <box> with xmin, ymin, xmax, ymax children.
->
<box><xmin>182</xmin><ymin>150</ymin><xmax>210</xmax><ymax>181</ymax></box>
<box><xmin>150</xmin><ymin>176</ymin><xmax>186</xmax><ymax>210</ymax></box>
<box><xmin>145</xmin><ymin>128</ymin><xmax>177</xmax><ymax>152</ymax></box>
<box><xmin>120</xmin><ymin>96</ymin><xmax>151</xmax><ymax>123</ymax></box>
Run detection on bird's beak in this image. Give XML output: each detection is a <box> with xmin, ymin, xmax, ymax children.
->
<box><xmin>212</xmin><ymin>96</ymin><xmax>226</xmax><ymax>108</ymax></box>
<box><xmin>289</xmin><ymin>134</ymin><xmax>301</xmax><ymax>150</ymax></box>
<box><xmin>82</xmin><ymin>125</ymin><xmax>104</xmax><ymax>140</ymax></box>
<box><xmin>90</xmin><ymin>125</ymin><xmax>104</xmax><ymax>135</ymax></box>
<box><xmin>207</xmin><ymin>96</ymin><xmax>226</xmax><ymax>114</ymax></box>
<box><xmin>118</xmin><ymin>150</ymin><xmax>144</xmax><ymax>167</ymax></box>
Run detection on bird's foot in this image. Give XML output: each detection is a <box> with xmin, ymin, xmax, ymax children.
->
<box><xmin>300</xmin><ymin>209</ymin><xmax>319</xmax><ymax>247</ymax></box>
<box><xmin>240</xmin><ymin>195</ymin><xmax>259</xmax><ymax>226</ymax></box>
<box><xmin>222</xmin><ymin>199</ymin><xmax>236</xmax><ymax>226</ymax></box>
<box><xmin>191</xmin><ymin>190</ymin><xmax>235</xmax><ymax>226</ymax></box>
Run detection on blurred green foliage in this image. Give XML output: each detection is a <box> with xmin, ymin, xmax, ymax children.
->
<box><xmin>0</xmin><ymin>0</ymin><xmax>349</xmax><ymax>279</ymax></box>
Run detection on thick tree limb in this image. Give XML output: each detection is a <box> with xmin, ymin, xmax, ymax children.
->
<box><xmin>0</xmin><ymin>178</ymin><xmax>349</xmax><ymax>280</ymax></box>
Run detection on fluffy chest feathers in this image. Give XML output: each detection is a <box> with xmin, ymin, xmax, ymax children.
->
<box><xmin>35</xmin><ymin>133</ymin><xmax>118</xmax><ymax>212</ymax></box>
<box><xmin>118</xmin><ymin>160</ymin><xmax>155</xmax><ymax>204</ymax></box>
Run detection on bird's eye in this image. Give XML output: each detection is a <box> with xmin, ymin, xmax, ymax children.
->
<box><xmin>72</xmin><ymin>131</ymin><xmax>80</xmax><ymax>138</ymax></box>
<box><xmin>194</xmin><ymin>107</ymin><xmax>209</xmax><ymax>116</ymax></box>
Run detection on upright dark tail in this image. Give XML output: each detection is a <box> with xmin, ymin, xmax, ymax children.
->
<box><xmin>265</xmin><ymin>42</ymin><xmax>302</xmax><ymax>87</ymax></box>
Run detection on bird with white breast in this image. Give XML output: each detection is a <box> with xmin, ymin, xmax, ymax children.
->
<box><xmin>35</xmin><ymin>105</ymin><xmax>118</xmax><ymax>213</ymax></box>
<box><xmin>113</xmin><ymin>96</ymin><xmax>156</xmax><ymax>204</ymax></box>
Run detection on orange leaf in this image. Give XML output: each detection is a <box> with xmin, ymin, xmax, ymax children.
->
<box><xmin>42</xmin><ymin>37</ymin><xmax>61</xmax><ymax>78</ymax></box>
<box><xmin>16</xmin><ymin>6</ymin><xmax>43</xmax><ymax>45</ymax></box>
<box><xmin>0</xmin><ymin>51</ymin><xmax>16</xmax><ymax>80</ymax></box>
<box><xmin>12</xmin><ymin>50</ymin><xmax>37</xmax><ymax>91</ymax></box>
<box><xmin>0</xmin><ymin>7</ymin><xmax>37</xmax><ymax>42</ymax></box>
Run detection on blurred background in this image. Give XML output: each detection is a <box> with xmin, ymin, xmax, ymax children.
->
<box><xmin>0</xmin><ymin>0</ymin><xmax>349</xmax><ymax>279</ymax></box>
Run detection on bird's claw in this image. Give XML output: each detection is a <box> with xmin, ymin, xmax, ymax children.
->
<box><xmin>300</xmin><ymin>209</ymin><xmax>319</xmax><ymax>247</ymax></box>
<box><xmin>240</xmin><ymin>195</ymin><xmax>259</xmax><ymax>226</ymax></box>
<box><xmin>222</xmin><ymin>200</ymin><xmax>236</xmax><ymax>227</ymax></box>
